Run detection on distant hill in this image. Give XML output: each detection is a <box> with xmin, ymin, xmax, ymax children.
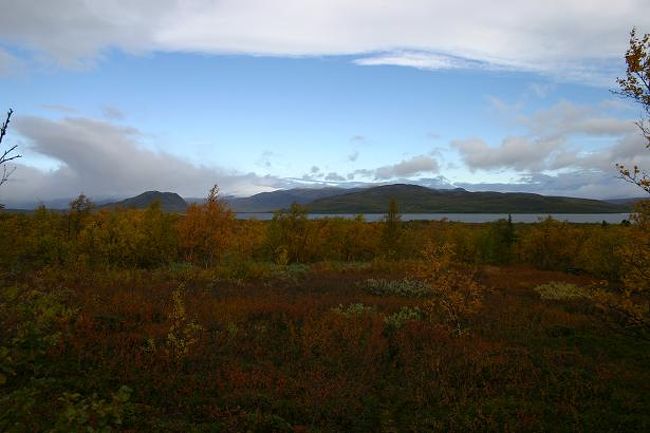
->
<box><xmin>101</xmin><ymin>191</ymin><xmax>187</xmax><ymax>212</ymax></box>
<box><xmin>305</xmin><ymin>184</ymin><xmax>630</xmax><ymax>213</ymax></box>
<box><xmin>6</xmin><ymin>184</ymin><xmax>636</xmax><ymax>214</ymax></box>
<box><xmin>604</xmin><ymin>197</ymin><xmax>647</xmax><ymax>207</ymax></box>
<box><xmin>222</xmin><ymin>187</ymin><xmax>362</xmax><ymax>212</ymax></box>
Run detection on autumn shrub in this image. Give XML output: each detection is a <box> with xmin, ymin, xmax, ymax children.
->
<box><xmin>316</xmin><ymin>215</ymin><xmax>381</xmax><ymax>261</ymax></box>
<box><xmin>589</xmin><ymin>201</ymin><xmax>650</xmax><ymax>333</ymax></box>
<box><xmin>164</xmin><ymin>285</ymin><xmax>203</xmax><ymax>361</ymax></box>
<box><xmin>266</xmin><ymin>203</ymin><xmax>317</xmax><ymax>264</ymax></box>
<box><xmin>177</xmin><ymin>185</ymin><xmax>235</xmax><ymax>267</ymax></box>
<box><xmin>575</xmin><ymin>224</ymin><xmax>625</xmax><ymax>281</ymax></box>
<box><xmin>477</xmin><ymin>217</ymin><xmax>516</xmax><ymax>265</ymax></box>
<box><xmin>617</xmin><ymin>200</ymin><xmax>650</xmax><ymax>293</ymax></box>
<box><xmin>517</xmin><ymin>217</ymin><xmax>580</xmax><ymax>270</ymax></box>
<box><xmin>413</xmin><ymin>243</ymin><xmax>486</xmax><ymax>332</ymax></box>
<box><xmin>381</xmin><ymin>198</ymin><xmax>402</xmax><ymax>259</ymax></box>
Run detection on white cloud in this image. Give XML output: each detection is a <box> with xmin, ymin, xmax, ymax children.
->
<box><xmin>1</xmin><ymin>1</ymin><xmax>648</xmax><ymax>81</ymax></box>
<box><xmin>453</xmin><ymin>100</ymin><xmax>645</xmax><ymax>173</ymax></box>
<box><xmin>373</xmin><ymin>155</ymin><xmax>440</xmax><ymax>179</ymax></box>
<box><xmin>325</xmin><ymin>172</ymin><xmax>346</xmax><ymax>181</ymax></box>
<box><xmin>0</xmin><ymin>47</ymin><xmax>21</xmax><ymax>74</ymax></box>
<box><xmin>524</xmin><ymin>100</ymin><xmax>636</xmax><ymax>137</ymax></box>
<box><xmin>101</xmin><ymin>105</ymin><xmax>125</xmax><ymax>120</ymax></box>
<box><xmin>450</xmin><ymin>99</ymin><xmax>650</xmax><ymax>198</ymax></box>
<box><xmin>353</xmin><ymin>51</ymin><xmax>476</xmax><ymax>71</ymax></box>
<box><xmin>452</xmin><ymin>136</ymin><xmax>563</xmax><ymax>172</ymax></box>
<box><xmin>40</xmin><ymin>104</ymin><xmax>78</xmax><ymax>114</ymax></box>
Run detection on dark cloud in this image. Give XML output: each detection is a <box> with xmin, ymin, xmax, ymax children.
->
<box><xmin>456</xmin><ymin>170</ymin><xmax>644</xmax><ymax>200</ymax></box>
<box><xmin>0</xmin><ymin>114</ymin><xmax>290</xmax><ymax>207</ymax></box>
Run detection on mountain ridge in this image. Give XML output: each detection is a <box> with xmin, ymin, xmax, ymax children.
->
<box><xmin>4</xmin><ymin>184</ymin><xmax>639</xmax><ymax>213</ymax></box>
<box><xmin>304</xmin><ymin>184</ymin><xmax>630</xmax><ymax>213</ymax></box>
<box><xmin>100</xmin><ymin>191</ymin><xmax>188</xmax><ymax>212</ymax></box>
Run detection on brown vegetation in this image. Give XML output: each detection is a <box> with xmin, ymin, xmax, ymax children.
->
<box><xmin>1</xmin><ymin>189</ymin><xmax>649</xmax><ymax>432</ymax></box>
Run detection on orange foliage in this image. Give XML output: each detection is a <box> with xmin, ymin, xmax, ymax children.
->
<box><xmin>176</xmin><ymin>185</ymin><xmax>235</xmax><ymax>266</ymax></box>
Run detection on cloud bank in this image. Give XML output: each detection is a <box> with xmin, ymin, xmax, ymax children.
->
<box><xmin>0</xmin><ymin>115</ymin><xmax>289</xmax><ymax>207</ymax></box>
<box><xmin>1</xmin><ymin>0</ymin><xmax>648</xmax><ymax>81</ymax></box>
<box><xmin>451</xmin><ymin>99</ymin><xmax>649</xmax><ymax>198</ymax></box>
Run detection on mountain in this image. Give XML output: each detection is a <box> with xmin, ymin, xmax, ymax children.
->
<box><xmin>101</xmin><ymin>191</ymin><xmax>187</xmax><ymax>212</ymax></box>
<box><xmin>305</xmin><ymin>184</ymin><xmax>630</xmax><ymax>213</ymax></box>
<box><xmin>222</xmin><ymin>187</ymin><xmax>362</xmax><ymax>212</ymax></box>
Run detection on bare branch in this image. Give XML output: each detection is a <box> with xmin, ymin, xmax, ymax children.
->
<box><xmin>0</xmin><ymin>108</ymin><xmax>21</xmax><ymax>206</ymax></box>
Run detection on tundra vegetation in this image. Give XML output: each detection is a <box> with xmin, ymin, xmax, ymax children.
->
<box><xmin>0</xmin><ymin>189</ymin><xmax>649</xmax><ymax>432</ymax></box>
<box><xmin>2</xmin><ymin>26</ymin><xmax>650</xmax><ymax>433</ymax></box>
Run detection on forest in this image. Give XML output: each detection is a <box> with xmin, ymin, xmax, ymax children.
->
<box><xmin>0</xmin><ymin>191</ymin><xmax>649</xmax><ymax>432</ymax></box>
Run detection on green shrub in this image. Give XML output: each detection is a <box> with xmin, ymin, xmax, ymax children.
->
<box><xmin>52</xmin><ymin>385</ymin><xmax>133</xmax><ymax>433</ymax></box>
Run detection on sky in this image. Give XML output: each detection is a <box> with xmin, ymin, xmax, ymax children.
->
<box><xmin>0</xmin><ymin>0</ymin><xmax>649</xmax><ymax>207</ymax></box>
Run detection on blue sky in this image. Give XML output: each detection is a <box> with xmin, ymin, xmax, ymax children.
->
<box><xmin>0</xmin><ymin>1</ymin><xmax>649</xmax><ymax>206</ymax></box>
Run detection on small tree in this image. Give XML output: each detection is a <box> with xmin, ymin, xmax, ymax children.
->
<box><xmin>177</xmin><ymin>185</ymin><xmax>235</xmax><ymax>267</ymax></box>
<box><xmin>67</xmin><ymin>194</ymin><xmax>94</xmax><ymax>240</ymax></box>
<box><xmin>615</xmin><ymin>28</ymin><xmax>650</xmax><ymax>193</ymax></box>
<box><xmin>267</xmin><ymin>202</ymin><xmax>310</xmax><ymax>264</ymax></box>
<box><xmin>382</xmin><ymin>198</ymin><xmax>402</xmax><ymax>259</ymax></box>
<box><xmin>0</xmin><ymin>108</ymin><xmax>22</xmax><ymax>207</ymax></box>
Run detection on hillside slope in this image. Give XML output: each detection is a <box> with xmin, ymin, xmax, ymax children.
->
<box><xmin>101</xmin><ymin>191</ymin><xmax>187</xmax><ymax>212</ymax></box>
<box><xmin>305</xmin><ymin>184</ymin><xmax>629</xmax><ymax>213</ymax></box>
<box><xmin>224</xmin><ymin>187</ymin><xmax>362</xmax><ymax>212</ymax></box>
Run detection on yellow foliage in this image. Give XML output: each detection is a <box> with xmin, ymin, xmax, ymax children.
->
<box><xmin>176</xmin><ymin>185</ymin><xmax>235</xmax><ymax>267</ymax></box>
<box><xmin>413</xmin><ymin>243</ymin><xmax>486</xmax><ymax>333</ymax></box>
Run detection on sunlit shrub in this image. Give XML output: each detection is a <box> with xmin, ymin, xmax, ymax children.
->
<box><xmin>362</xmin><ymin>278</ymin><xmax>431</xmax><ymax>298</ymax></box>
<box><xmin>534</xmin><ymin>282</ymin><xmax>591</xmax><ymax>300</ymax></box>
<box><xmin>414</xmin><ymin>243</ymin><xmax>486</xmax><ymax>333</ymax></box>
<box><xmin>165</xmin><ymin>285</ymin><xmax>203</xmax><ymax>361</ymax></box>
<box><xmin>596</xmin><ymin>201</ymin><xmax>650</xmax><ymax>333</ymax></box>
<box><xmin>177</xmin><ymin>185</ymin><xmax>235</xmax><ymax>267</ymax></box>
<box><xmin>384</xmin><ymin>306</ymin><xmax>423</xmax><ymax>329</ymax></box>
<box><xmin>332</xmin><ymin>303</ymin><xmax>376</xmax><ymax>317</ymax></box>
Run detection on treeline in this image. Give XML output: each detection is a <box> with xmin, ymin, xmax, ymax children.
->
<box><xmin>0</xmin><ymin>190</ymin><xmax>647</xmax><ymax>283</ymax></box>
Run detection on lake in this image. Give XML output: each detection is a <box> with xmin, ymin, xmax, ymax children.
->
<box><xmin>235</xmin><ymin>213</ymin><xmax>631</xmax><ymax>224</ymax></box>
